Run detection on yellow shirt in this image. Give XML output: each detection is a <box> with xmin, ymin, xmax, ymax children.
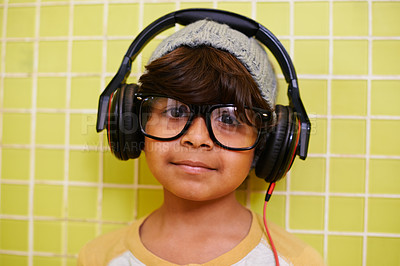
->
<box><xmin>77</xmin><ymin>211</ymin><xmax>325</xmax><ymax>266</ymax></box>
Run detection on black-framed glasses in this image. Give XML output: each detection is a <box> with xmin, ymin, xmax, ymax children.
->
<box><xmin>135</xmin><ymin>93</ymin><xmax>271</xmax><ymax>151</ymax></box>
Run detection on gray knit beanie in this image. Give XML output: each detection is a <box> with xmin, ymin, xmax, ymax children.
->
<box><xmin>148</xmin><ymin>19</ymin><xmax>277</xmax><ymax>110</ymax></box>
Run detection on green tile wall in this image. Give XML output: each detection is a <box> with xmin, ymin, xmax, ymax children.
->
<box><xmin>1</xmin><ymin>1</ymin><xmax>399</xmax><ymax>265</ymax></box>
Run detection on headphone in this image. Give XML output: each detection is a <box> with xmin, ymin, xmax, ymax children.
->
<box><xmin>96</xmin><ymin>8</ymin><xmax>311</xmax><ymax>183</ymax></box>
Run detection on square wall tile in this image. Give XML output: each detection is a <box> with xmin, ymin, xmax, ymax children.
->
<box><xmin>369</xmin><ymin>159</ymin><xmax>400</xmax><ymax>195</ymax></box>
<box><xmin>251</xmin><ymin>193</ymin><xmax>286</xmax><ymax>228</ymax></box>
<box><xmin>1</xmin><ymin>148</ymin><xmax>30</xmax><ymax>180</ymax></box>
<box><xmin>330</xmin><ymin>119</ymin><xmax>366</xmax><ymax>155</ymax></box>
<box><xmin>180</xmin><ymin>2</ymin><xmax>214</xmax><ymax>10</ymax></box>
<box><xmin>329</xmin><ymin>197</ymin><xmax>364</xmax><ymax>232</ymax></box>
<box><xmin>290</xmin><ymin>157</ymin><xmax>325</xmax><ymax>193</ymax></box>
<box><xmin>328</xmin><ymin>236</ymin><xmax>363</xmax><ymax>266</ymax></box>
<box><xmin>3</xmin><ymin>78</ymin><xmax>32</xmax><ymax>109</ymax></box>
<box><xmin>2</xmin><ymin>113</ymin><xmax>31</xmax><ymax>145</ymax></box>
<box><xmin>71</xmin><ymin>40</ymin><xmax>103</xmax><ymax>73</ymax></box>
<box><xmin>137</xmin><ymin>189</ymin><xmax>163</xmax><ymax>219</ymax></box>
<box><xmin>217</xmin><ymin>2</ymin><xmax>252</xmax><ymax>18</ymax></box>
<box><xmin>235</xmin><ymin>190</ymin><xmax>246</xmax><ymax>206</ymax></box>
<box><xmin>294</xmin><ymin>40</ymin><xmax>330</xmax><ymax>75</ymax></box>
<box><xmin>67</xmin><ymin>222</ymin><xmax>97</xmax><ymax>254</ymax></box>
<box><xmin>101</xmin><ymin>223</ymin><xmax>126</xmax><ymax>235</ymax></box>
<box><xmin>371</xmin><ymin>80</ymin><xmax>400</xmax><ymax>116</ymax></box>
<box><xmin>366</xmin><ymin>237</ymin><xmax>400</xmax><ymax>266</ymax></box>
<box><xmin>139</xmin><ymin>155</ymin><xmax>158</xmax><ymax>185</ymax></box>
<box><xmin>107</xmin><ymin>4</ymin><xmax>139</xmax><ymax>36</ymax></box>
<box><xmin>256</xmin><ymin>2</ymin><xmax>290</xmax><ymax>36</ymax></box>
<box><xmin>293</xmin><ymin>233</ymin><xmax>324</xmax><ymax>257</ymax></box>
<box><xmin>333</xmin><ymin>1</ymin><xmax>368</xmax><ymax>36</ymax></box>
<box><xmin>33</xmin><ymin>221</ymin><xmax>62</xmax><ymax>253</ymax></box>
<box><xmin>143</xmin><ymin>3</ymin><xmax>175</xmax><ymax>35</ymax></box>
<box><xmin>69</xmin><ymin>150</ymin><xmax>99</xmax><ymax>182</ymax></box>
<box><xmin>33</xmin><ymin>256</ymin><xmax>63</xmax><ymax>266</ymax></box>
<box><xmin>289</xmin><ymin>195</ymin><xmax>325</xmax><ymax>230</ymax></box>
<box><xmin>329</xmin><ymin>158</ymin><xmax>365</xmax><ymax>194</ymax></box>
<box><xmin>372</xmin><ymin>2</ymin><xmax>400</xmax><ymax>36</ymax></box>
<box><xmin>294</xmin><ymin>2</ymin><xmax>329</xmax><ymax>36</ymax></box>
<box><xmin>33</xmin><ymin>184</ymin><xmax>64</xmax><ymax>217</ymax></box>
<box><xmin>5</xmin><ymin>42</ymin><xmax>34</xmax><ymax>73</ymax></box>
<box><xmin>368</xmin><ymin>198</ymin><xmax>400</xmax><ymax>234</ymax></box>
<box><xmin>9</xmin><ymin>0</ymin><xmax>35</xmax><ymax>3</ymax></box>
<box><xmin>370</xmin><ymin>120</ymin><xmax>400</xmax><ymax>156</ymax></box>
<box><xmin>38</xmin><ymin>41</ymin><xmax>68</xmax><ymax>73</ymax></box>
<box><xmin>35</xmin><ymin>148</ymin><xmax>64</xmax><ymax>181</ymax></box>
<box><xmin>35</xmin><ymin>149</ymin><xmax>65</xmax><ymax>181</ymax></box>
<box><xmin>372</xmin><ymin>40</ymin><xmax>400</xmax><ymax>75</ymax></box>
<box><xmin>275</xmin><ymin>79</ymin><xmax>290</xmax><ymax>106</ymax></box>
<box><xmin>69</xmin><ymin>113</ymin><xmax>99</xmax><ymax>146</ymax></box>
<box><xmin>103</xmin><ymin>152</ymin><xmax>135</xmax><ymax>184</ymax></box>
<box><xmin>331</xmin><ymin>80</ymin><xmax>367</xmax><ymax>116</ymax></box>
<box><xmin>0</xmin><ymin>184</ymin><xmax>29</xmax><ymax>215</ymax></box>
<box><xmin>6</xmin><ymin>7</ymin><xmax>35</xmax><ymax>38</ymax></box>
<box><xmin>40</xmin><ymin>5</ymin><xmax>69</xmax><ymax>37</ymax></box>
<box><xmin>70</xmin><ymin>77</ymin><xmax>101</xmax><ymax>109</ymax></box>
<box><xmin>0</xmin><ymin>219</ymin><xmax>29</xmax><ymax>251</ymax></box>
<box><xmin>68</xmin><ymin>186</ymin><xmax>98</xmax><ymax>219</ymax></box>
<box><xmin>73</xmin><ymin>5</ymin><xmax>103</xmax><ymax>36</ymax></box>
<box><xmin>37</xmin><ymin>77</ymin><xmax>67</xmax><ymax>109</ymax></box>
<box><xmin>332</xmin><ymin>40</ymin><xmax>369</xmax><ymax>75</ymax></box>
<box><xmin>249</xmin><ymin>170</ymin><xmax>270</xmax><ymax>191</ymax></box>
<box><xmin>35</xmin><ymin>113</ymin><xmax>66</xmax><ymax>145</ymax></box>
<box><xmin>0</xmin><ymin>254</ymin><xmax>28</xmax><ymax>266</ymax></box>
<box><xmin>301</xmin><ymin>79</ymin><xmax>327</xmax><ymax>115</ymax></box>
<box><xmin>102</xmin><ymin>187</ymin><xmax>135</xmax><ymax>222</ymax></box>
<box><xmin>0</xmin><ymin>10</ymin><xmax>2</xmax><ymax>37</ymax></box>
<box><xmin>106</xmin><ymin>40</ymin><xmax>132</xmax><ymax>73</ymax></box>
<box><xmin>308</xmin><ymin>118</ymin><xmax>327</xmax><ymax>154</ymax></box>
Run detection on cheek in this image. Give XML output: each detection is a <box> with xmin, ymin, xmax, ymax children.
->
<box><xmin>221</xmin><ymin>150</ymin><xmax>254</xmax><ymax>179</ymax></box>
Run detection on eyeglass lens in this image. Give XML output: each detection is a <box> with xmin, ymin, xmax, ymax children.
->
<box><xmin>139</xmin><ymin>96</ymin><xmax>261</xmax><ymax>149</ymax></box>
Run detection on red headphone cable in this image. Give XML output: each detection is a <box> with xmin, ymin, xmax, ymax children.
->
<box><xmin>263</xmin><ymin>182</ymin><xmax>280</xmax><ymax>266</ymax></box>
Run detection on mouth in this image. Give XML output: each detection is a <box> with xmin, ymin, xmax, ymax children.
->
<box><xmin>171</xmin><ymin>160</ymin><xmax>217</xmax><ymax>173</ymax></box>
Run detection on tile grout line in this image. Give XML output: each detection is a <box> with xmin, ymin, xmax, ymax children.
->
<box><xmin>362</xmin><ymin>1</ymin><xmax>373</xmax><ymax>265</ymax></box>
<box><xmin>96</xmin><ymin>0</ymin><xmax>109</xmax><ymax>241</ymax></box>
<box><xmin>61</xmin><ymin>0</ymin><xmax>75</xmax><ymax>263</ymax></box>
<box><xmin>323</xmin><ymin>0</ymin><xmax>334</xmax><ymax>261</ymax></box>
<box><xmin>27</xmin><ymin>0</ymin><xmax>42</xmax><ymax>264</ymax></box>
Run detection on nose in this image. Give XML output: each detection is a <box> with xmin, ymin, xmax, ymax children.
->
<box><xmin>180</xmin><ymin>116</ymin><xmax>214</xmax><ymax>149</ymax></box>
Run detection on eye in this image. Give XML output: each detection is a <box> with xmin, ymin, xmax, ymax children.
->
<box><xmin>164</xmin><ymin>104</ymin><xmax>190</xmax><ymax>118</ymax></box>
<box><xmin>217</xmin><ymin>110</ymin><xmax>241</xmax><ymax>126</ymax></box>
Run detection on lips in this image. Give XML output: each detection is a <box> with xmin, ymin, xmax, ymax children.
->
<box><xmin>171</xmin><ymin>160</ymin><xmax>217</xmax><ymax>172</ymax></box>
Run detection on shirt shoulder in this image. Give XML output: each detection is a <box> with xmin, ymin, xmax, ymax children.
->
<box><xmin>77</xmin><ymin>218</ymin><xmax>144</xmax><ymax>266</ymax></box>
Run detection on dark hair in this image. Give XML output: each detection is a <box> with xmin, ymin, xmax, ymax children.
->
<box><xmin>138</xmin><ymin>45</ymin><xmax>271</xmax><ymax>112</ymax></box>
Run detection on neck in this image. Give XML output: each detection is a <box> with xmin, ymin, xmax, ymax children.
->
<box><xmin>155</xmin><ymin>188</ymin><xmax>250</xmax><ymax>227</ymax></box>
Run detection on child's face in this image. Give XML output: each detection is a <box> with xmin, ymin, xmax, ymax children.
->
<box><xmin>144</xmin><ymin>116</ymin><xmax>254</xmax><ymax>202</ymax></box>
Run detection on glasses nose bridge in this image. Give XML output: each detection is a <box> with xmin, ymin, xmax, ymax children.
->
<box><xmin>185</xmin><ymin>104</ymin><xmax>214</xmax><ymax>137</ymax></box>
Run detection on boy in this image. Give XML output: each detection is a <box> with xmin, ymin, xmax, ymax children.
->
<box><xmin>78</xmin><ymin>19</ymin><xmax>324</xmax><ymax>265</ymax></box>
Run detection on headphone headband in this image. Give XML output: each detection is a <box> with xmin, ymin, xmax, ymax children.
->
<box><xmin>96</xmin><ymin>8</ymin><xmax>310</xmax><ymax>158</ymax></box>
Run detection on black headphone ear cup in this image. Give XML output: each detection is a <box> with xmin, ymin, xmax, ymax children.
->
<box><xmin>106</xmin><ymin>84</ymin><xmax>143</xmax><ymax>160</ymax></box>
<box><xmin>255</xmin><ymin>105</ymin><xmax>298</xmax><ymax>183</ymax></box>
<box><xmin>118</xmin><ymin>84</ymin><xmax>144</xmax><ymax>159</ymax></box>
